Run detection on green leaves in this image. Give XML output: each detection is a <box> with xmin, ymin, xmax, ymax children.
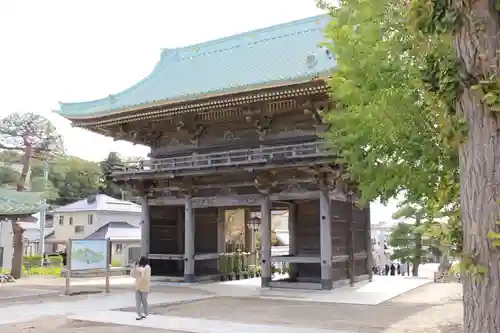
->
<box><xmin>322</xmin><ymin>0</ymin><xmax>458</xmax><ymax>206</ymax></box>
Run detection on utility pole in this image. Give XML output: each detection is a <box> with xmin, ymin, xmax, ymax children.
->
<box><xmin>0</xmin><ymin>219</ymin><xmax>6</xmax><ymax>268</ymax></box>
<box><xmin>38</xmin><ymin>158</ymin><xmax>49</xmax><ymax>266</ymax></box>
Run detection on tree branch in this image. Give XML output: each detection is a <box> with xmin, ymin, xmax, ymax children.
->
<box><xmin>0</xmin><ymin>143</ymin><xmax>23</xmax><ymax>151</ymax></box>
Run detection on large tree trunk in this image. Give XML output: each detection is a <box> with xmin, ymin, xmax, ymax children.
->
<box><xmin>453</xmin><ymin>1</ymin><xmax>500</xmax><ymax>332</ymax></box>
<box><xmin>10</xmin><ymin>221</ymin><xmax>24</xmax><ymax>279</ymax></box>
<box><xmin>11</xmin><ymin>143</ymin><xmax>32</xmax><ymax>279</ymax></box>
<box><xmin>16</xmin><ymin>144</ymin><xmax>32</xmax><ymax>192</ymax></box>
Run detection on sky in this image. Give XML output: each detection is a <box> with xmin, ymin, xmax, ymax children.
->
<box><xmin>0</xmin><ymin>0</ymin><xmax>401</xmax><ymax>223</ymax></box>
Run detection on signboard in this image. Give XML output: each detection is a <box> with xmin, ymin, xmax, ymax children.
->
<box><xmin>70</xmin><ymin>239</ymin><xmax>109</xmax><ymax>271</ymax></box>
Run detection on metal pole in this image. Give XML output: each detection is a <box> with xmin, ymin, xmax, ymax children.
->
<box><xmin>39</xmin><ymin>159</ymin><xmax>49</xmax><ymax>266</ymax></box>
<box><xmin>65</xmin><ymin>239</ymin><xmax>72</xmax><ymax>295</ymax></box>
<box><xmin>105</xmin><ymin>238</ymin><xmax>111</xmax><ymax>293</ymax></box>
<box><xmin>0</xmin><ymin>219</ymin><xmax>5</xmax><ymax>268</ymax></box>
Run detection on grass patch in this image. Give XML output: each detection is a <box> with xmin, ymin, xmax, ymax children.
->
<box><xmin>24</xmin><ymin>266</ymin><xmax>62</xmax><ymax>277</ymax></box>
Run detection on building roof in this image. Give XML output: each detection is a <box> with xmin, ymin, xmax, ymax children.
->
<box><xmin>85</xmin><ymin>221</ymin><xmax>140</xmax><ymax>242</ymax></box>
<box><xmin>22</xmin><ymin>226</ymin><xmax>55</xmax><ymax>243</ymax></box>
<box><xmin>0</xmin><ymin>188</ymin><xmax>42</xmax><ymax>217</ymax></box>
<box><xmin>53</xmin><ymin>194</ymin><xmax>141</xmax><ymax>213</ymax></box>
<box><xmin>57</xmin><ymin>14</ymin><xmax>334</xmax><ymax>119</ymax></box>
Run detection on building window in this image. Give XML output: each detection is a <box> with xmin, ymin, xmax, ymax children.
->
<box><xmin>69</xmin><ymin>217</ymin><xmax>73</xmax><ymax>225</ymax></box>
<box><xmin>58</xmin><ymin>216</ymin><xmax>64</xmax><ymax>225</ymax></box>
<box><xmin>88</xmin><ymin>214</ymin><xmax>93</xmax><ymax>225</ymax></box>
<box><xmin>75</xmin><ymin>226</ymin><xmax>84</xmax><ymax>233</ymax></box>
<box><xmin>116</xmin><ymin>244</ymin><xmax>123</xmax><ymax>253</ymax></box>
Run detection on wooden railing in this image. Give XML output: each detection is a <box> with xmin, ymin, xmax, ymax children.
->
<box><xmin>114</xmin><ymin>141</ymin><xmax>331</xmax><ymax>174</ymax></box>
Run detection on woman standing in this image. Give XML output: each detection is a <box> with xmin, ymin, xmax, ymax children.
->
<box><xmin>130</xmin><ymin>256</ymin><xmax>151</xmax><ymax>320</ymax></box>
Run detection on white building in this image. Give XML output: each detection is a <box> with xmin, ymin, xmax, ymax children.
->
<box><xmin>371</xmin><ymin>221</ymin><xmax>393</xmax><ymax>269</ymax></box>
<box><xmin>49</xmin><ymin>194</ymin><xmax>142</xmax><ymax>248</ymax></box>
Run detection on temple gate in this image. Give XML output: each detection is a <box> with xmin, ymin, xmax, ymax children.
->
<box><xmin>57</xmin><ymin>14</ymin><xmax>373</xmax><ymax>290</ymax></box>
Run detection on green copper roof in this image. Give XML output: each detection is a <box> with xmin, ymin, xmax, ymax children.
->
<box><xmin>58</xmin><ymin>14</ymin><xmax>334</xmax><ymax>119</ymax></box>
<box><xmin>0</xmin><ymin>188</ymin><xmax>42</xmax><ymax>217</ymax></box>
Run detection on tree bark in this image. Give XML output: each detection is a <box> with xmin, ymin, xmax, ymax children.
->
<box><xmin>16</xmin><ymin>144</ymin><xmax>32</xmax><ymax>192</ymax></box>
<box><xmin>10</xmin><ymin>221</ymin><xmax>24</xmax><ymax>279</ymax></box>
<box><xmin>453</xmin><ymin>1</ymin><xmax>500</xmax><ymax>332</ymax></box>
<box><xmin>11</xmin><ymin>142</ymin><xmax>32</xmax><ymax>278</ymax></box>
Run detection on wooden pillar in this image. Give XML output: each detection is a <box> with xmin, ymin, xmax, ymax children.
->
<box><xmin>288</xmin><ymin>201</ymin><xmax>298</xmax><ymax>280</ymax></box>
<box><xmin>244</xmin><ymin>209</ymin><xmax>257</xmax><ymax>266</ymax></box>
<box><xmin>365</xmin><ymin>204</ymin><xmax>373</xmax><ymax>282</ymax></box>
<box><xmin>260</xmin><ymin>193</ymin><xmax>272</xmax><ymax>287</ymax></box>
<box><xmin>140</xmin><ymin>194</ymin><xmax>150</xmax><ymax>257</ymax></box>
<box><xmin>216</xmin><ymin>208</ymin><xmax>226</xmax><ymax>272</ymax></box>
<box><xmin>184</xmin><ymin>196</ymin><xmax>195</xmax><ymax>282</ymax></box>
<box><xmin>347</xmin><ymin>195</ymin><xmax>355</xmax><ymax>286</ymax></box>
<box><xmin>319</xmin><ymin>187</ymin><xmax>333</xmax><ymax>290</ymax></box>
<box><xmin>244</xmin><ymin>209</ymin><xmax>253</xmax><ymax>252</ymax></box>
<box><xmin>176</xmin><ymin>207</ymin><xmax>184</xmax><ymax>273</ymax></box>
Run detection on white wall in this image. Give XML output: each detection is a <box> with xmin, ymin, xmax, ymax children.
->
<box><xmin>53</xmin><ymin>211</ymin><xmax>141</xmax><ymax>243</ymax></box>
<box><xmin>0</xmin><ymin>221</ymin><xmax>13</xmax><ymax>270</ymax></box>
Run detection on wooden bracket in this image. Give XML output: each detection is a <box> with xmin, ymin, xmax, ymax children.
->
<box><xmin>303</xmin><ymin>100</ymin><xmax>329</xmax><ymax>125</ymax></box>
<box><xmin>254</xmin><ymin>171</ymin><xmax>278</xmax><ymax>193</ymax></box>
<box><xmin>176</xmin><ymin>119</ymin><xmax>206</xmax><ymax>145</ymax></box>
<box><xmin>177</xmin><ymin>177</ymin><xmax>195</xmax><ymax>196</ymax></box>
<box><xmin>244</xmin><ymin>108</ymin><xmax>273</xmax><ymax>140</ymax></box>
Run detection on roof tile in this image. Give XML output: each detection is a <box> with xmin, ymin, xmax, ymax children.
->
<box><xmin>58</xmin><ymin>14</ymin><xmax>334</xmax><ymax>118</ymax></box>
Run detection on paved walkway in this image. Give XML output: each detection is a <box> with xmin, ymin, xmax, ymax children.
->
<box><xmin>68</xmin><ymin>310</ymin><xmax>356</xmax><ymax>333</ymax></box>
<box><xmin>190</xmin><ymin>275</ymin><xmax>431</xmax><ymax>305</ymax></box>
<box><xmin>0</xmin><ymin>291</ymin><xmax>211</xmax><ymax>325</ymax></box>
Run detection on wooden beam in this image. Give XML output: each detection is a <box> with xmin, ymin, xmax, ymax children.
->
<box><xmin>150</xmin><ymin>178</ymin><xmax>315</xmax><ymax>192</ymax></box>
<box><xmin>148</xmin><ymin>189</ymin><xmax>351</xmax><ymax>208</ymax></box>
<box><xmin>347</xmin><ymin>195</ymin><xmax>355</xmax><ymax>286</ymax></box>
<box><xmin>113</xmin><ymin>158</ymin><xmax>336</xmax><ymax>181</ymax></box>
<box><xmin>365</xmin><ymin>204</ymin><xmax>373</xmax><ymax>282</ymax></box>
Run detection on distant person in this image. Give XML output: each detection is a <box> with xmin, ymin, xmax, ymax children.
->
<box><xmin>397</xmin><ymin>263</ymin><xmax>401</xmax><ymax>275</ymax></box>
<box><xmin>62</xmin><ymin>250</ymin><xmax>67</xmax><ymax>267</ymax></box>
<box><xmin>384</xmin><ymin>264</ymin><xmax>390</xmax><ymax>276</ymax></box>
<box><xmin>130</xmin><ymin>256</ymin><xmax>151</xmax><ymax>320</ymax></box>
<box><xmin>390</xmin><ymin>263</ymin><xmax>396</xmax><ymax>276</ymax></box>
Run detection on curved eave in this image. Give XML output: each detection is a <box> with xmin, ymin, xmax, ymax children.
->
<box><xmin>58</xmin><ymin>74</ymin><xmax>331</xmax><ymax>122</ymax></box>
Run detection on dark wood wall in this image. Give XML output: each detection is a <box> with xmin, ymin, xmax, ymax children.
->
<box><xmin>150</xmin><ymin>206</ymin><xmax>181</xmax><ymax>255</ymax></box>
<box><xmin>149</xmin><ymin>205</ymin><xmax>219</xmax><ymax>276</ymax></box>
<box><xmin>294</xmin><ymin>199</ymin><xmax>370</xmax><ymax>283</ymax></box>
<box><xmin>149</xmin><ymin>206</ymin><xmax>183</xmax><ymax>276</ymax></box>
<box><xmin>194</xmin><ymin>207</ymin><xmax>219</xmax><ymax>276</ymax></box>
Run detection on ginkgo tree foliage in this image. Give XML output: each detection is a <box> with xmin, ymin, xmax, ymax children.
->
<box><xmin>320</xmin><ymin>0</ymin><xmax>500</xmax><ymax>330</ymax></box>
<box><xmin>321</xmin><ymin>0</ymin><xmax>458</xmax><ymax>208</ymax></box>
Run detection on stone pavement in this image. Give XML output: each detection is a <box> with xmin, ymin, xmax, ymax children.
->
<box><xmin>189</xmin><ymin>275</ymin><xmax>431</xmax><ymax>305</ymax></box>
<box><xmin>0</xmin><ymin>291</ymin><xmax>211</xmax><ymax>325</ymax></box>
<box><xmin>0</xmin><ymin>274</ymin><xmax>461</xmax><ymax>333</ymax></box>
<box><xmin>0</xmin><ymin>285</ymin><xmax>58</xmax><ymax>300</ymax></box>
<box><xmin>68</xmin><ymin>310</ymin><xmax>354</xmax><ymax>333</ymax></box>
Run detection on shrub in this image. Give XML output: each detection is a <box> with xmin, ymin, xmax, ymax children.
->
<box><xmin>227</xmin><ymin>253</ymin><xmax>235</xmax><ymax>275</ymax></box>
<box><xmin>23</xmin><ymin>255</ymin><xmax>42</xmax><ymax>268</ymax></box>
<box><xmin>46</xmin><ymin>255</ymin><xmax>63</xmax><ymax>266</ymax></box>
<box><xmin>233</xmin><ymin>251</ymin><xmax>242</xmax><ymax>275</ymax></box>
<box><xmin>219</xmin><ymin>253</ymin><xmax>228</xmax><ymax>276</ymax></box>
<box><xmin>111</xmin><ymin>258</ymin><xmax>122</xmax><ymax>267</ymax></box>
<box><xmin>29</xmin><ymin>266</ymin><xmax>62</xmax><ymax>276</ymax></box>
